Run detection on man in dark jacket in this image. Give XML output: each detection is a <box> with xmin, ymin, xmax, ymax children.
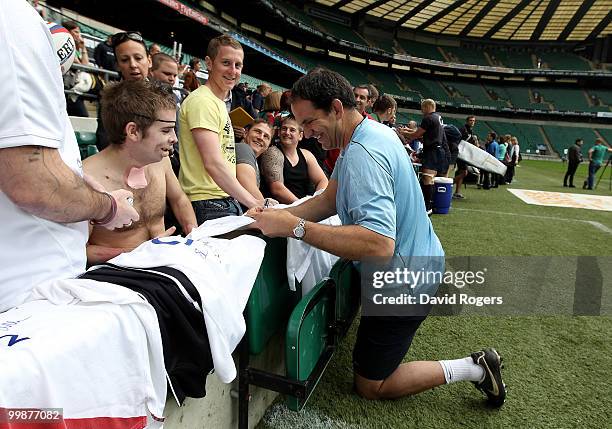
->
<box><xmin>230</xmin><ymin>83</ymin><xmax>257</xmax><ymax>142</ymax></box>
<box><xmin>454</xmin><ymin>116</ymin><xmax>477</xmax><ymax>198</ymax></box>
<box><xmin>563</xmin><ymin>139</ymin><xmax>583</xmax><ymax>187</ymax></box>
<box><xmin>93</xmin><ymin>35</ymin><xmax>117</xmax><ymax>74</ymax></box>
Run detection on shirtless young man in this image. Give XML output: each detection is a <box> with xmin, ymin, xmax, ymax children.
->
<box><xmin>85</xmin><ymin>80</ymin><xmax>197</xmax><ymax>264</ymax></box>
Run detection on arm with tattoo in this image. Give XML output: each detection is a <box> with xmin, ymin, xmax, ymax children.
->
<box><xmin>0</xmin><ymin>146</ymin><xmax>137</xmax><ymax>228</ymax></box>
<box><xmin>260</xmin><ymin>146</ymin><xmax>298</xmax><ymax>204</ymax></box>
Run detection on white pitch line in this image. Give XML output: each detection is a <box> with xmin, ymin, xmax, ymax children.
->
<box><xmin>453</xmin><ymin>207</ymin><xmax>612</xmax><ymax>234</ymax></box>
<box><xmin>584</xmin><ymin>221</ymin><xmax>612</xmax><ymax>234</ymax></box>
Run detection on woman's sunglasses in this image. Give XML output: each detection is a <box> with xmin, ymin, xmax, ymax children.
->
<box><xmin>111</xmin><ymin>31</ymin><xmax>145</xmax><ymax>48</ymax></box>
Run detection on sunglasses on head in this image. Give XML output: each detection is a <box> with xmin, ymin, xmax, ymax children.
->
<box><xmin>111</xmin><ymin>31</ymin><xmax>144</xmax><ymax>48</ymax></box>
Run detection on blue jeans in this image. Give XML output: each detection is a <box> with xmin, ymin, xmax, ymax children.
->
<box><xmin>587</xmin><ymin>162</ymin><xmax>601</xmax><ymax>189</ymax></box>
<box><xmin>192</xmin><ymin>197</ymin><xmax>242</xmax><ymax>225</ymax></box>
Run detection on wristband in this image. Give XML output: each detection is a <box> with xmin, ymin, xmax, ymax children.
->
<box><xmin>90</xmin><ymin>192</ymin><xmax>117</xmax><ymax>225</ymax></box>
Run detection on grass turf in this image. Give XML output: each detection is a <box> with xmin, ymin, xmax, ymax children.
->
<box><xmin>258</xmin><ymin>159</ymin><xmax>611</xmax><ymax>429</ymax></box>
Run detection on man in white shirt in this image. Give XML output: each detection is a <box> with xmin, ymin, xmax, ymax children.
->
<box><xmin>0</xmin><ymin>0</ymin><xmax>138</xmax><ymax>313</ymax></box>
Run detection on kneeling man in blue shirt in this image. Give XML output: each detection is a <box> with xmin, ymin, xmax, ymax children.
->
<box><xmin>248</xmin><ymin>68</ymin><xmax>506</xmax><ymax>407</ymax></box>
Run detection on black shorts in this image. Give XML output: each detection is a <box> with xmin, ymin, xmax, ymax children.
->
<box><xmin>421</xmin><ymin>146</ymin><xmax>449</xmax><ymax>174</ymax></box>
<box><xmin>455</xmin><ymin>159</ymin><xmax>468</xmax><ymax>175</ymax></box>
<box><xmin>449</xmin><ymin>151</ymin><xmax>459</xmax><ymax>168</ymax></box>
<box><xmin>353</xmin><ymin>315</ymin><xmax>427</xmax><ymax>380</ymax></box>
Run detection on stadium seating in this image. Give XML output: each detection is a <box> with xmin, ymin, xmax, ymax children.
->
<box><xmin>418</xmin><ymin>78</ymin><xmax>454</xmax><ymax>102</ymax></box>
<box><xmin>484</xmin><ymin>121</ymin><xmax>542</xmax><ymax>153</ymax></box>
<box><xmin>367</xmin><ymin>70</ymin><xmax>404</xmax><ymax>96</ymax></box>
<box><xmin>397</xmin><ymin>39</ymin><xmax>446</xmax><ymax>62</ymax></box>
<box><xmin>395</xmin><ymin>111</ymin><xmax>412</xmax><ymax>125</ymax></box>
<box><xmin>327</xmin><ymin>60</ymin><xmax>370</xmax><ymax>86</ymax></box>
<box><xmin>442</xmin><ymin>47</ymin><xmax>490</xmax><ymax>66</ymax></box>
<box><xmin>277</xmin><ymin>2</ymin><xmax>365</xmax><ymax>46</ymax></box>
<box><xmin>530</xmin><ymin>102</ymin><xmax>552</xmax><ymax>111</ymax></box>
<box><xmin>535</xmin><ymin>88</ymin><xmax>601</xmax><ymax>112</ymax></box>
<box><xmin>538</xmin><ymin>52</ymin><xmax>592</xmax><ymax>71</ymax></box>
<box><xmin>443</xmin><ymin>117</ymin><xmax>491</xmax><ymax>142</ymax></box>
<box><xmin>451</xmin><ymin>81</ymin><xmax>507</xmax><ymax>108</ymax></box>
<box><xmin>239</xmin><ymin>74</ymin><xmax>285</xmax><ymax>92</ymax></box>
<box><xmin>75</xmin><ymin>131</ymin><xmax>98</xmax><ymax>159</ymax></box>
<box><xmin>596</xmin><ymin>128</ymin><xmax>612</xmax><ymax>145</ymax></box>
<box><xmin>542</xmin><ymin>125</ymin><xmax>599</xmax><ymax>156</ymax></box>
<box><xmin>394</xmin><ymin>76</ymin><xmax>425</xmax><ymax>98</ymax></box>
<box><xmin>499</xmin><ymin>86</ymin><xmax>536</xmax><ymax>110</ymax></box>
<box><xmin>587</xmin><ymin>90</ymin><xmax>612</xmax><ymax>109</ymax></box>
<box><xmin>363</xmin><ymin>34</ymin><xmax>395</xmax><ymax>52</ymax></box>
<box><xmin>518</xmin><ymin>124</ymin><xmax>548</xmax><ymax>153</ymax></box>
<box><xmin>275</xmin><ymin>1</ymin><xmax>317</xmax><ymax>27</ymax></box>
<box><xmin>284</xmin><ymin>259</ymin><xmax>359</xmax><ymax>411</ymax></box>
<box><xmin>491</xmin><ymin>50</ymin><xmax>535</xmax><ymax>69</ymax></box>
<box><xmin>262</xmin><ymin>3</ymin><xmax>598</xmax><ymax>75</ymax></box>
<box><xmin>238</xmin><ymin>236</ymin><xmax>360</xmax><ymax>424</ymax></box>
<box><xmin>271</xmin><ymin>45</ymin><xmax>320</xmax><ymax>71</ymax></box>
<box><xmin>315</xmin><ymin>20</ymin><xmax>366</xmax><ymax>45</ymax></box>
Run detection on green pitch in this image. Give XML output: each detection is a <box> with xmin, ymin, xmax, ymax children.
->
<box><xmin>259</xmin><ymin>160</ymin><xmax>612</xmax><ymax>429</ymax></box>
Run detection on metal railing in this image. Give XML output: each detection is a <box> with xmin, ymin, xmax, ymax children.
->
<box><xmin>63</xmin><ymin>63</ymin><xmax>119</xmax><ymax>100</ymax></box>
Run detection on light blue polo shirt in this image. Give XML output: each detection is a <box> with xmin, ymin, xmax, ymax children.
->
<box><xmin>331</xmin><ymin>119</ymin><xmax>444</xmax><ymax>291</ymax></box>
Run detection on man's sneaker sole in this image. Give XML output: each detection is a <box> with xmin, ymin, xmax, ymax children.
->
<box><xmin>471</xmin><ymin>348</ymin><xmax>506</xmax><ymax>407</ymax></box>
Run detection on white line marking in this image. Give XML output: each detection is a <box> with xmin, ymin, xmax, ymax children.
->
<box><xmin>584</xmin><ymin>221</ymin><xmax>612</xmax><ymax>234</ymax></box>
<box><xmin>453</xmin><ymin>207</ymin><xmax>612</xmax><ymax>234</ymax></box>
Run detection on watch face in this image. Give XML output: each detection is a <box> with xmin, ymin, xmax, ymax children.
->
<box><xmin>294</xmin><ymin>226</ymin><xmax>305</xmax><ymax>239</ymax></box>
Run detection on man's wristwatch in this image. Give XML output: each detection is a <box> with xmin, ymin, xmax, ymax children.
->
<box><xmin>292</xmin><ymin>218</ymin><xmax>306</xmax><ymax>240</ymax></box>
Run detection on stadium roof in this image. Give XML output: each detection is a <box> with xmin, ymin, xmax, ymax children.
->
<box><xmin>313</xmin><ymin>0</ymin><xmax>612</xmax><ymax>42</ymax></box>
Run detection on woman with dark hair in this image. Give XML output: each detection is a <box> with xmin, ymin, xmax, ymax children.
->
<box><xmin>111</xmin><ymin>32</ymin><xmax>150</xmax><ymax>82</ymax></box>
<box><xmin>96</xmin><ymin>32</ymin><xmax>150</xmax><ymax>150</ymax></box>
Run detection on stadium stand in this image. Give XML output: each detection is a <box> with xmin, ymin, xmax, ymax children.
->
<box><xmin>316</xmin><ymin>20</ymin><xmax>366</xmax><ymax>46</ymax></box>
<box><xmin>397</xmin><ymin>39</ymin><xmax>446</xmax><ymax>62</ymax></box>
<box><xmin>271</xmin><ymin>45</ymin><xmax>320</xmax><ymax>71</ymax></box>
<box><xmin>597</xmin><ymin>128</ymin><xmax>612</xmax><ymax>145</ymax></box>
<box><xmin>75</xmin><ymin>131</ymin><xmax>99</xmax><ymax>160</ymax></box>
<box><xmin>502</xmin><ymin>86</ymin><xmax>538</xmax><ymax>110</ymax></box>
<box><xmin>538</xmin><ymin>52</ymin><xmax>592</xmax><ymax>71</ymax></box>
<box><xmin>417</xmin><ymin>78</ymin><xmax>454</xmax><ymax>102</ymax></box>
<box><xmin>442</xmin><ymin>47</ymin><xmax>491</xmax><ymax>66</ymax></box>
<box><xmin>536</xmin><ymin>88</ymin><xmax>600</xmax><ymax>112</ymax></box>
<box><xmin>451</xmin><ymin>81</ymin><xmax>508</xmax><ymax>108</ymax></box>
<box><xmin>437</xmin><ymin>116</ymin><xmax>491</xmax><ymax>142</ymax></box>
<box><xmin>395</xmin><ymin>111</ymin><xmax>411</xmax><ymax>125</ymax></box>
<box><xmin>327</xmin><ymin>60</ymin><xmax>370</xmax><ymax>86</ymax></box>
<box><xmin>367</xmin><ymin>70</ymin><xmax>404</xmax><ymax>97</ymax></box>
<box><xmin>277</xmin><ymin>2</ymin><xmax>366</xmax><ymax>46</ymax></box>
<box><xmin>275</xmin><ymin>1</ymin><xmax>317</xmax><ymax>28</ymax></box>
<box><xmin>363</xmin><ymin>33</ymin><xmax>396</xmax><ymax>52</ymax></box>
<box><xmin>490</xmin><ymin>50</ymin><xmax>535</xmax><ymax>69</ymax></box>
<box><xmin>530</xmin><ymin>102</ymin><xmax>553</xmax><ymax>111</ymax></box>
<box><xmin>392</xmin><ymin>75</ymin><xmax>425</xmax><ymax>99</ymax></box>
<box><xmin>485</xmin><ymin>121</ymin><xmax>542</xmax><ymax>153</ymax></box>
<box><xmin>587</xmin><ymin>90</ymin><xmax>612</xmax><ymax>109</ymax></box>
<box><xmin>542</xmin><ymin>125</ymin><xmax>600</xmax><ymax>156</ymax></box>
<box><xmin>238</xmin><ymin>74</ymin><xmax>285</xmax><ymax>93</ymax></box>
